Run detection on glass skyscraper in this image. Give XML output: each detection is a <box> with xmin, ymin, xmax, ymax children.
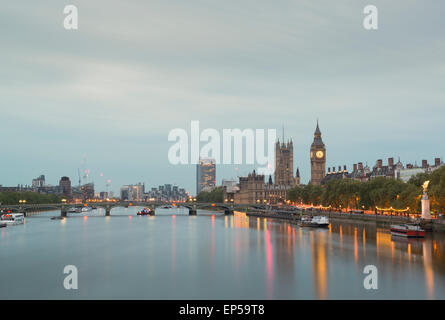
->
<box><xmin>196</xmin><ymin>158</ymin><xmax>216</xmax><ymax>195</ymax></box>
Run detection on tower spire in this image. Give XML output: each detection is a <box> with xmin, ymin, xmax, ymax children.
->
<box><xmin>315</xmin><ymin>119</ymin><xmax>321</xmax><ymax>136</ymax></box>
<box><xmin>282</xmin><ymin>124</ymin><xmax>284</xmax><ymax>142</ymax></box>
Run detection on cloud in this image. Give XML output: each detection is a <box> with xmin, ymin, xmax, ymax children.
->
<box><xmin>1</xmin><ymin>0</ymin><xmax>444</xmax><ymax>192</ymax></box>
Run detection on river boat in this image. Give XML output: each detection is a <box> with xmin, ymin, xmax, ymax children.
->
<box><xmin>390</xmin><ymin>224</ymin><xmax>425</xmax><ymax>238</ymax></box>
<box><xmin>1</xmin><ymin>213</ymin><xmax>25</xmax><ymax>225</ymax></box>
<box><xmin>299</xmin><ymin>215</ymin><xmax>330</xmax><ymax>228</ymax></box>
<box><xmin>137</xmin><ymin>208</ymin><xmax>154</xmax><ymax>216</ymax></box>
<box><xmin>298</xmin><ymin>215</ymin><xmax>312</xmax><ymax>225</ymax></box>
<box><xmin>0</xmin><ymin>222</ymin><xmax>6</xmax><ymax>228</ymax></box>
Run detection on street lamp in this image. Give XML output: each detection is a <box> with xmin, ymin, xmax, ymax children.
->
<box><xmin>18</xmin><ymin>200</ymin><xmax>26</xmax><ymax>213</ymax></box>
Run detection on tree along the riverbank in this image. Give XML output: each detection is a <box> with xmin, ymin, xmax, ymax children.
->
<box><xmin>196</xmin><ymin>187</ymin><xmax>223</xmax><ymax>203</ymax></box>
<box><xmin>0</xmin><ymin>191</ymin><xmax>63</xmax><ymax>205</ymax></box>
<box><xmin>287</xmin><ymin>166</ymin><xmax>445</xmax><ymax>213</ymax></box>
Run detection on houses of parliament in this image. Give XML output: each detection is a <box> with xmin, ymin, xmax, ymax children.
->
<box><xmin>224</xmin><ymin>121</ymin><xmax>326</xmax><ymax>204</ymax></box>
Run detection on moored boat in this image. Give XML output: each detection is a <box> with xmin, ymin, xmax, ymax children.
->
<box><xmin>137</xmin><ymin>208</ymin><xmax>154</xmax><ymax>216</ymax></box>
<box><xmin>1</xmin><ymin>213</ymin><xmax>25</xmax><ymax>225</ymax></box>
<box><xmin>298</xmin><ymin>215</ymin><xmax>312</xmax><ymax>226</ymax></box>
<box><xmin>390</xmin><ymin>224</ymin><xmax>425</xmax><ymax>238</ymax></box>
<box><xmin>299</xmin><ymin>215</ymin><xmax>330</xmax><ymax>228</ymax></box>
<box><xmin>0</xmin><ymin>222</ymin><xmax>6</xmax><ymax>228</ymax></box>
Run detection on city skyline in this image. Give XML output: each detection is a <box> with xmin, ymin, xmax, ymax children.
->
<box><xmin>2</xmin><ymin>138</ymin><xmax>442</xmax><ymax>197</ymax></box>
<box><xmin>1</xmin><ymin>1</ymin><xmax>445</xmax><ymax>194</ymax></box>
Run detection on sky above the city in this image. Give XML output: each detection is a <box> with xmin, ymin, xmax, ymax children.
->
<box><xmin>1</xmin><ymin>0</ymin><xmax>444</xmax><ymax>195</ymax></box>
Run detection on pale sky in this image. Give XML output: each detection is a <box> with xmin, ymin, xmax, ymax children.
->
<box><xmin>1</xmin><ymin>0</ymin><xmax>444</xmax><ymax>195</ymax></box>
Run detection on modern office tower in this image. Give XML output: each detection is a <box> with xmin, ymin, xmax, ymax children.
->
<box><xmin>196</xmin><ymin>158</ymin><xmax>216</xmax><ymax>195</ymax></box>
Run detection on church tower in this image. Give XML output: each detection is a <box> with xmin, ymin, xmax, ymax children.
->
<box><xmin>310</xmin><ymin>121</ymin><xmax>326</xmax><ymax>185</ymax></box>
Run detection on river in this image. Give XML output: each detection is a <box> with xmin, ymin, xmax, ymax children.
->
<box><xmin>1</xmin><ymin>206</ymin><xmax>444</xmax><ymax>299</ymax></box>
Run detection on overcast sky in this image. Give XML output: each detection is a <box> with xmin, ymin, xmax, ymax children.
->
<box><xmin>1</xmin><ymin>0</ymin><xmax>444</xmax><ymax>195</ymax></box>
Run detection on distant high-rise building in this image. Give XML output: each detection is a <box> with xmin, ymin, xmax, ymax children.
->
<box><xmin>144</xmin><ymin>184</ymin><xmax>188</xmax><ymax>202</ymax></box>
<box><xmin>120</xmin><ymin>183</ymin><xmax>144</xmax><ymax>201</ymax></box>
<box><xmin>32</xmin><ymin>175</ymin><xmax>45</xmax><ymax>188</ymax></box>
<box><xmin>59</xmin><ymin>176</ymin><xmax>71</xmax><ymax>198</ymax></box>
<box><xmin>81</xmin><ymin>183</ymin><xmax>95</xmax><ymax>200</ymax></box>
<box><xmin>196</xmin><ymin>158</ymin><xmax>216</xmax><ymax>195</ymax></box>
<box><xmin>120</xmin><ymin>186</ymin><xmax>130</xmax><ymax>201</ymax></box>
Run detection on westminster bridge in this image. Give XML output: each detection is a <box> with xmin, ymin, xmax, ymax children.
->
<box><xmin>1</xmin><ymin>201</ymin><xmax>268</xmax><ymax>217</ymax></box>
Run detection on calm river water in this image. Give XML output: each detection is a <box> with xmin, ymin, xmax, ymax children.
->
<box><xmin>1</xmin><ymin>206</ymin><xmax>444</xmax><ymax>299</ymax></box>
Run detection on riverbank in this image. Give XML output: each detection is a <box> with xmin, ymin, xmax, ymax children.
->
<box><xmin>246</xmin><ymin>209</ymin><xmax>445</xmax><ymax>233</ymax></box>
<box><xmin>0</xmin><ymin>206</ymin><xmax>59</xmax><ymax>217</ymax></box>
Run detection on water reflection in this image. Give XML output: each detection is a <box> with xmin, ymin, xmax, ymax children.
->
<box><xmin>265</xmin><ymin>226</ymin><xmax>273</xmax><ymax>299</ymax></box>
<box><xmin>211</xmin><ymin>214</ymin><xmax>215</xmax><ymax>270</ymax></box>
<box><xmin>311</xmin><ymin>231</ymin><xmax>328</xmax><ymax>299</ymax></box>
<box><xmin>172</xmin><ymin>214</ymin><xmax>176</xmax><ymax>274</ymax></box>
<box><xmin>423</xmin><ymin>241</ymin><xmax>434</xmax><ymax>299</ymax></box>
<box><xmin>1</xmin><ymin>208</ymin><xmax>445</xmax><ymax>299</ymax></box>
<box><xmin>233</xmin><ymin>212</ymin><xmax>445</xmax><ymax>299</ymax></box>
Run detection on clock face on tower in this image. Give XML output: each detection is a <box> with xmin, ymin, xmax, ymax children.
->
<box><xmin>316</xmin><ymin>151</ymin><xmax>324</xmax><ymax>159</ymax></box>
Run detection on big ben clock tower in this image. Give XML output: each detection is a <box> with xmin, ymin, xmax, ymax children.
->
<box><xmin>310</xmin><ymin>120</ymin><xmax>326</xmax><ymax>185</ymax></box>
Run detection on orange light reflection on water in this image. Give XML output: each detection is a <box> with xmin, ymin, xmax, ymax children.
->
<box><xmin>211</xmin><ymin>214</ymin><xmax>215</xmax><ymax>268</ymax></box>
<box><xmin>265</xmin><ymin>227</ymin><xmax>273</xmax><ymax>299</ymax></box>
<box><xmin>354</xmin><ymin>227</ymin><xmax>358</xmax><ymax>266</ymax></box>
<box><xmin>311</xmin><ymin>231</ymin><xmax>327</xmax><ymax>300</ymax></box>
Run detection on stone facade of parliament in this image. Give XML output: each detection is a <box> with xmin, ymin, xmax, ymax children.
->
<box><xmin>224</xmin><ymin>122</ymin><xmax>326</xmax><ymax>204</ymax></box>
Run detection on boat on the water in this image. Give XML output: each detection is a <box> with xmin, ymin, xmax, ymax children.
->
<box><xmin>299</xmin><ymin>215</ymin><xmax>330</xmax><ymax>228</ymax></box>
<box><xmin>390</xmin><ymin>224</ymin><xmax>425</xmax><ymax>238</ymax></box>
<box><xmin>137</xmin><ymin>208</ymin><xmax>154</xmax><ymax>216</ymax></box>
<box><xmin>0</xmin><ymin>222</ymin><xmax>6</xmax><ymax>228</ymax></box>
<box><xmin>1</xmin><ymin>213</ymin><xmax>25</xmax><ymax>225</ymax></box>
<box><xmin>298</xmin><ymin>215</ymin><xmax>312</xmax><ymax>225</ymax></box>
<box><xmin>81</xmin><ymin>207</ymin><xmax>92</xmax><ymax>212</ymax></box>
<box><xmin>67</xmin><ymin>207</ymin><xmax>81</xmax><ymax>213</ymax></box>
<box><xmin>51</xmin><ymin>216</ymin><xmax>65</xmax><ymax>220</ymax></box>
